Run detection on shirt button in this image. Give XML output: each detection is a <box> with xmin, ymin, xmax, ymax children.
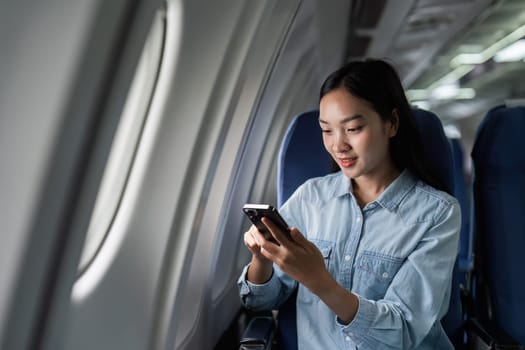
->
<box><xmin>344</xmin><ymin>255</ymin><xmax>351</xmax><ymax>261</ymax></box>
<box><xmin>345</xmin><ymin>336</ymin><xmax>351</xmax><ymax>341</ymax></box>
<box><xmin>356</xmin><ymin>217</ymin><xmax>361</xmax><ymax>223</ymax></box>
<box><xmin>382</xmin><ymin>272</ymin><xmax>389</xmax><ymax>278</ymax></box>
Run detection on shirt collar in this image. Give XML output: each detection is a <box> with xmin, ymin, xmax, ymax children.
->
<box><xmin>374</xmin><ymin>169</ymin><xmax>417</xmax><ymax>211</ymax></box>
<box><xmin>332</xmin><ymin>169</ymin><xmax>417</xmax><ymax>211</ymax></box>
<box><xmin>333</xmin><ymin>172</ymin><xmax>352</xmax><ymax>198</ymax></box>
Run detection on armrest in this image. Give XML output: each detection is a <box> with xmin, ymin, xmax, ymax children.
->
<box><xmin>467</xmin><ymin>318</ymin><xmax>524</xmax><ymax>349</ymax></box>
<box><xmin>239</xmin><ymin>316</ymin><xmax>276</xmax><ymax>350</ymax></box>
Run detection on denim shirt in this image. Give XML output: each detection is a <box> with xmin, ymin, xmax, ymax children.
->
<box><xmin>238</xmin><ymin>170</ymin><xmax>461</xmax><ymax>349</ymax></box>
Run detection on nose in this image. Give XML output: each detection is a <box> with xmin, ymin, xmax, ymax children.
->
<box><xmin>332</xmin><ymin>132</ymin><xmax>351</xmax><ymax>153</ymax></box>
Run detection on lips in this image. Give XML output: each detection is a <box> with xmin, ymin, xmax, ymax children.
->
<box><xmin>338</xmin><ymin>157</ymin><xmax>357</xmax><ymax>167</ymax></box>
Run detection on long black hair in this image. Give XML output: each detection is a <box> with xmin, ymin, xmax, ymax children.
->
<box><xmin>319</xmin><ymin>58</ymin><xmax>449</xmax><ymax>193</ymax></box>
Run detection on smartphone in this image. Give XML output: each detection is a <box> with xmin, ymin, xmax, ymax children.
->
<box><xmin>242</xmin><ymin>204</ymin><xmax>291</xmax><ymax>244</ymax></box>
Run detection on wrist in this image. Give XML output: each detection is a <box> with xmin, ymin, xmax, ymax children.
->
<box><xmin>306</xmin><ymin>269</ymin><xmax>338</xmax><ymax>296</ymax></box>
<box><xmin>247</xmin><ymin>256</ymin><xmax>273</xmax><ymax>284</ymax></box>
<box><xmin>251</xmin><ymin>253</ymin><xmax>271</xmax><ymax>267</ymax></box>
<box><xmin>309</xmin><ymin>273</ymin><xmax>358</xmax><ymax>324</ymax></box>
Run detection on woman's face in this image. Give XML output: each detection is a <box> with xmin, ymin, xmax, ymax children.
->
<box><xmin>319</xmin><ymin>88</ymin><xmax>398</xmax><ymax>181</ymax></box>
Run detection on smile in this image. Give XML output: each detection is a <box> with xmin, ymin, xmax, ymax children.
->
<box><xmin>338</xmin><ymin>157</ymin><xmax>357</xmax><ymax>167</ymax></box>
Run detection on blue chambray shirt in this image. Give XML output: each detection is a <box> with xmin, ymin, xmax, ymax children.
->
<box><xmin>238</xmin><ymin>170</ymin><xmax>461</xmax><ymax>349</ymax></box>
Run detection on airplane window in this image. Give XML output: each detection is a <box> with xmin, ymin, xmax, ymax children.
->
<box><xmin>77</xmin><ymin>7</ymin><xmax>166</xmax><ymax>275</ymax></box>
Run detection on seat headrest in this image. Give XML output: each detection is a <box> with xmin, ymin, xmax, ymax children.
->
<box><xmin>412</xmin><ymin>108</ymin><xmax>454</xmax><ymax>193</ymax></box>
<box><xmin>472</xmin><ymin>105</ymin><xmax>525</xmax><ymax>171</ymax></box>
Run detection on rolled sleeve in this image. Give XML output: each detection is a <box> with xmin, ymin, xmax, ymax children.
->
<box><xmin>336</xmin><ymin>293</ymin><xmax>374</xmax><ymax>332</ymax></box>
<box><xmin>237</xmin><ymin>264</ymin><xmax>282</xmax><ymax>310</ymax></box>
<box><xmin>336</xmin><ymin>295</ymin><xmax>407</xmax><ymax>349</ymax></box>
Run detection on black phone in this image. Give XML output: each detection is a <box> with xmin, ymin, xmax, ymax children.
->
<box><xmin>242</xmin><ymin>204</ymin><xmax>291</xmax><ymax>244</ymax></box>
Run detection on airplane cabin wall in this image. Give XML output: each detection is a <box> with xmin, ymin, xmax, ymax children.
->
<box><xmin>0</xmin><ymin>0</ymin><xmax>161</xmax><ymax>349</ymax></box>
<box><xmin>0</xmin><ymin>0</ymin><xmax>349</xmax><ymax>349</ymax></box>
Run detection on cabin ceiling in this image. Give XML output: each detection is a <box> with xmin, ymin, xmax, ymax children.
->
<box><xmin>346</xmin><ymin>0</ymin><xmax>525</xmax><ymax>124</ymax></box>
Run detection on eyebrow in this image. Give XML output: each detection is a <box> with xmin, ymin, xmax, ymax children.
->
<box><xmin>319</xmin><ymin>114</ymin><xmax>364</xmax><ymax>124</ymax></box>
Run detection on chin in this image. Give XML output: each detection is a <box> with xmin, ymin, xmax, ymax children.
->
<box><xmin>341</xmin><ymin>168</ymin><xmax>358</xmax><ymax>179</ymax></box>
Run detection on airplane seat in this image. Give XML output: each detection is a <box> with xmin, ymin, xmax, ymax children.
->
<box><xmin>442</xmin><ymin>137</ymin><xmax>472</xmax><ymax>347</ymax></box>
<box><xmin>449</xmin><ymin>138</ymin><xmax>473</xmax><ymax>274</ymax></box>
<box><xmin>411</xmin><ymin>108</ymin><xmax>455</xmax><ymax>192</ymax></box>
<box><xmin>470</xmin><ymin>104</ymin><xmax>525</xmax><ymax>346</ymax></box>
<box><xmin>411</xmin><ymin>109</ymin><xmax>465</xmax><ymax>344</ymax></box>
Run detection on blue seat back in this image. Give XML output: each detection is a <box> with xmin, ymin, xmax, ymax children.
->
<box><xmin>277</xmin><ymin>110</ymin><xmax>333</xmax><ymax>207</ymax></box>
<box><xmin>442</xmin><ymin>138</ymin><xmax>473</xmax><ymax>345</ymax></box>
<box><xmin>471</xmin><ymin>105</ymin><xmax>525</xmax><ymax>344</ymax></box>
<box><xmin>276</xmin><ymin>108</ymin><xmax>459</xmax><ymax>349</ymax></box>
<box><xmin>412</xmin><ymin>110</ymin><xmax>463</xmax><ymax>339</ymax></box>
<box><xmin>450</xmin><ymin>138</ymin><xmax>472</xmax><ymax>273</ymax></box>
<box><xmin>276</xmin><ymin>110</ymin><xmax>327</xmax><ymax>350</ymax></box>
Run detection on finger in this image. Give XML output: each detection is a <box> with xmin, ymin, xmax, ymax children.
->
<box><xmin>250</xmin><ymin>226</ymin><xmax>268</xmax><ymax>246</ymax></box>
<box><xmin>261</xmin><ymin>217</ymin><xmax>292</xmax><ymax>246</ymax></box>
<box><xmin>289</xmin><ymin>227</ymin><xmax>306</xmax><ymax>243</ymax></box>
<box><xmin>244</xmin><ymin>231</ymin><xmax>258</xmax><ymax>247</ymax></box>
<box><xmin>251</xmin><ymin>224</ymin><xmax>281</xmax><ymax>256</ymax></box>
<box><xmin>243</xmin><ymin>232</ymin><xmax>262</xmax><ymax>256</ymax></box>
<box><xmin>248</xmin><ymin>224</ymin><xmax>270</xmax><ymax>246</ymax></box>
<box><xmin>248</xmin><ymin>224</ymin><xmax>261</xmax><ymax>238</ymax></box>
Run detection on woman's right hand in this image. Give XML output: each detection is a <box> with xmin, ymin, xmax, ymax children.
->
<box><xmin>244</xmin><ymin>225</ymin><xmax>273</xmax><ymax>283</ymax></box>
<box><xmin>244</xmin><ymin>224</ymin><xmax>270</xmax><ymax>261</ymax></box>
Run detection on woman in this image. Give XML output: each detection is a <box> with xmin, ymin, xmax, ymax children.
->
<box><xmin>238</xmin><ymin>59</ymin><xmax>460</xmax><ymax>349</ymax></box>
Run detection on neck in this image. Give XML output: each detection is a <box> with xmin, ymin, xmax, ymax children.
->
<box><xmin>351</xmin><ymin>165</ymin><xmax>401</xmax><ymax>207</ymax></box>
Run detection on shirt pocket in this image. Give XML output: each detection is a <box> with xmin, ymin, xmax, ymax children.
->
<box><xmin>297</xmin><ymin>239</ymin><xmax>335</xmax><ymax>305</ymax></box>
<box><xmin>310</xmin><ymin>239</ymin><xmax>335</xmax><ymax>271</ymax></box>
<box><xmin>353</xmin><ymin>251</ymin><xmax>404</xmax><ymax>300</ymax></box>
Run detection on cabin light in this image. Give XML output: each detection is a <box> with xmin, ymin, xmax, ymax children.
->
<box><xmin>450</xmin><ymin>23</ymin><xmax>525</xmax><ymax>67</ymax></box>
<box><xmin>406</xmin><ymin>89</ymin><xmax>428</xmax><ymax>100</ymax></box>
<box><xmin>494</xmin><ymin>39</ymin><xmax>525</xmax><ymax>62</ymax></box>
<box><xmin>428</xmin><ymin>65</ymin><xmax>475</xmax><ymax>90</ymax></box>
<box><xmin>407</xmin><ymin>86</ymin><xmax>475</xmax><ymax>102</ymax></box>
<box><xmin>431</xmin><ymin>84</ymin><xmax>475</xmax><ymax>100</ymax></box>
<box><xmin>431</xmin><ymin>83</ymin><xmax>459</xmax><ymax>100</ymax></box>
<box><xmin>455</xmin><ymin>88</ymin><xmax>476</xmax><ymax>99</ymax></box>
<box><xmin>450</xmin><ymin>53</ymin><xmax>485</xmax><ymax>65</ymax></box>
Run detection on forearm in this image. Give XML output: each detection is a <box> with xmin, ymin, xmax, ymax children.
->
<box><xmin>308</xmin><ymin>270</ymin><xmax>359</xmax><ymax>324</ymax></box>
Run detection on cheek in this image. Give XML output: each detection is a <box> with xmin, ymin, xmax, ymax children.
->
<box><xmin>364</xmin><ymin>133</ymin><xmax>390</xmax><ymax>159</ymax></box>
<box><xmin>355</xmin><ymin>133</ymin><xmax>371</xmax><ymax>152</ymax></box>
<box><xmin>357</xmin><ymin>132</ymin><xmax>388</xmax><ymax>162</ymax></box>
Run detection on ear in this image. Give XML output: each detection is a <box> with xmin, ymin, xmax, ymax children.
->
<box><xmin>388</xmin><ymin>109</ymin><xmax>400</xmax><ymax>137</ymax></box>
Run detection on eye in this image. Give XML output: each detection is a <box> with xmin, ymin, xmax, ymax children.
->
<box><xmin>321</xmin><ymin>129</ymin><xmax>332</xmax><ymax>134</ymax></box>
<box><xmin>347</xmin><ymin>126</ymin><xmax>363</xmax><ymax>133</ymax></box>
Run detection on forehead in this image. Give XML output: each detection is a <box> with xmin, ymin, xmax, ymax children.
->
<box><xmin>319</xmin><ymin>88</ymin><xmax>378</xmax><ymax>122</ymax></box>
